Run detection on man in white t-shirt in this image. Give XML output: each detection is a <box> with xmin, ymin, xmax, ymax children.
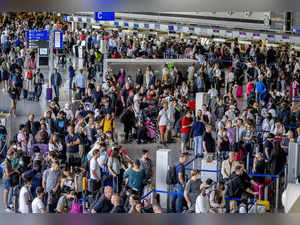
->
<box><xmin>19</xmin><ymin>177</ymin><xmax>33</xmax><ymax>214</ymax></box>
<box><xmin>32</xmin><ymin>187</ymin><xmax>46</xmax><ymax>214</ymax></box>
<box><xmin>89</xmin><ymin>149</ymin><xmax>101</xmax><ymax>194</ymax></box>
<box><xmin>195</xmin><ymin>186</ymin><xmax>210</xmax><ymax>213</ymax></box>
<box><xmin>157</xmin><ymin>103</ymin><xmax>169</xmax><ymax>145</ymax></box>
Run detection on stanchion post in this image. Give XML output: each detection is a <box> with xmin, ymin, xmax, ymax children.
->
<box><xmin>275</xmin><ymin>176</ymin><xmax>280</xmax><ymax>211</ymax></box>
<box><xmin>284</xmin><ymin>165</ymin><xmax>288</xmax><ymax>189</ymax></box>
<box><xmin>264</xmin><ymin>186</ymin><xmax>268</xmax><ymax>201</ymax></box>
<box><xmin>246</xmin><ymin>153</ymin><xmax>250</xmax><ymax>173</ymax></box>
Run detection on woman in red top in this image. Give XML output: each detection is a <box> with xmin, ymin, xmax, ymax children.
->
<box><xmin>181</xmin><ymin>111</ymin><xmax>193</xmax><ymax>154</ymax></box>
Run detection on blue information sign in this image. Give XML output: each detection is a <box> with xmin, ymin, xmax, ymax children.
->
<box><xmin>94</xmin><ymin>12</ymin><xmax>115</xmax><ymax>21</ymax></box>
<box><xmin>168</xmin><ymin>25</ymin><xmax>174</xmax><ymax>31</ymax></box>
<box><xmin>292</xmin><ymin>28</ymin><xmax>300</xmax><ymax>33</ymax></box>
<box><xmin>26</xmin><ymin>30</ymin><xmax>49</xmax><ymax>41</ymax></box>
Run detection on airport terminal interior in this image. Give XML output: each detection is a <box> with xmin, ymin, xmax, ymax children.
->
<box><xmin>0</xmin><ymin>12</ymin><xmax>300</xmax><ymax>214</ymax></box>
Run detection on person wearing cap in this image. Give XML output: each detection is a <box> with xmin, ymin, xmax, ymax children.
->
<box><xmin>56</xmin><ymin>190</ymin><xmax>76</xmax><ymax>213</ymax></box>
<box><xmin>195</xmin><ymin>184</ymin><xmax>210</xmax><ymax>213</ymax></box>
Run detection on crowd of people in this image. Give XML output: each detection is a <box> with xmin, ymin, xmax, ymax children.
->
<box><xmin>0</xmin><ymin>13</ymin><xmax>300</xmax><ymax>214</ymax></box>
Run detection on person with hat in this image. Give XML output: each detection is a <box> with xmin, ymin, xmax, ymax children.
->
<box><xmin>195</xmin><ymin>184</ymin><xmax>210</xmax><ymax>213</ymax></box>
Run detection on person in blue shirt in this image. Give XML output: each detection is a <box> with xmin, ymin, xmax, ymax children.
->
<box><xmin>65</xmin><ymin>125</ymin><xmax>81</xmax><ymax>167</ymax></box>
<box><xmin>68</xmin><ymin>62</ymin><xmax>75</xmax><ymax>90</ymax></box>
<box><xmin>76</xmin><ymin>69</ymin><xmax>87</xmax><ymax>96</ymax></box>
<box><xmin>192</xmin><ymin>110</ymin><xmax>206</xmax><ymax>157</ymax></box>
<box><xmin>22</xmin><ymin>161</ymin><xmax>42</xmax><ymax>198</ymax></box>
<box><xmin>171</xmin><ymin>154</ymin><xmax>187</xmax><ymax>213</ymax></box>
<box><xmin>255</xmin><ymin>76</ymin><xmax>266</xmax><ymax>101</ymax></box>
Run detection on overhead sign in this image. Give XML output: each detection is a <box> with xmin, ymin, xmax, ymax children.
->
<box><xmin>26</xmin><ymin>30</ymin><xmax>49</xmax><ymax>48</ymax></box>
<box><xmin>53</xmin><ymin>30</ymin><xmax>63</xmax><ymax>49</ymax></box>
<box><xmin>94</xmin><ymin>12</ymin><xmax>115</xmax><ymax>21</ymax></box>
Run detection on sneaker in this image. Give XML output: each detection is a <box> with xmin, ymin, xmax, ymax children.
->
<box><xmin>5</xmin><ymin>207</ymin><xmax>12</xmax><ymax>213</ymax></box>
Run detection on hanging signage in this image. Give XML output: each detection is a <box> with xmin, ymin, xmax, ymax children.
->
<box><xmin>177</xmin><ymin>26</ymin><xmax>183</xmax><ymax>32</ymax></box>
<box><xmin>189</xmin><ymin>27</ymin><xmax>195</xmax><ymax>33</ymax></box>
<box><xmin>168</xmin><ymin>25</ymin><xmax>174</xmax><ymax>31</ymax></box>
<box><xmin>252</xmin><ymin>33</ymin><xmax>260</xmax><ymax>40</ymax></box>
<box><xmin>266</xmin><ymin>34</ymin><xmax>275</xmax><ymax>42</ymax></box>
<box><xmin>213</xmin><ymin>29</ymin><xmax>220</xmax><ymax>36</ymax></box>
<box><xmin>26</xmin><ymin>30</ymin><xmax>49</xmax><ymax>48</ymax></box>
<box><xmin>239</xmin><ymin>31</ymin><xmax>247</xmax><ymax>38</ymax></box>
<box><xmin>94</xmin><ymin>12</ymin><xmax>115</xmax><ymax>21</ymax></box>
<box><xmin>225</xmin><ymin>30</ymin><xmax>233</xmax><ymax>38</ymax></box>
<box><xmin>53</xmin><ymin>30</ymin><xmax>63</xmax><ymax>49</ymax></box>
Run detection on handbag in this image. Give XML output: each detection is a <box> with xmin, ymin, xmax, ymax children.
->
<box><xmin>70</xmin><ymin>201</ymin><xmax>83</xmax><ymax>214</ymax></box>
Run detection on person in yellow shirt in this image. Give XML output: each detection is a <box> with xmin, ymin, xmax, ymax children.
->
<box><xmin>99</xmin><ymin>113</ymin><xmax>115</xmax><ymax>136</ymax></box>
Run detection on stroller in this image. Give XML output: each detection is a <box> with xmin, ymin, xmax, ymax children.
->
<box><xmin>135</xmin><ymin>118</ymin><xmax>160</xmax><ymax>144</ymax></box>
<box><xmin>145</xmin><ymin>120</ymin><xmax>160</xmax><ymax>143</ymax></box>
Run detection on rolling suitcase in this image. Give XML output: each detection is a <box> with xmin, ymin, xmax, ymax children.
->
<box><xmin>46</xmin><ymin>88</ymin><xmax>52</xmax><ymax>101</ymax></box>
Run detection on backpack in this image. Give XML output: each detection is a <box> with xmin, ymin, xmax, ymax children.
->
<box><xmin>119</xmin><ymin>110</ymin><xmax>128</xmax><ymax>124</ymax></box>
<box><xmin>225</xmin><ymin>175</ymin><xmax>241</xmax><ymax>197</ymax></box>
<box><xmin>27</xmin><ymin>71</ymin><xmax>32</xmax><ymax>80</ymax></box>
<box><xmin>70</xmin><ymin>201</ymin><xmax>83</xmax><ymax>214</ymax></box>
<box><xmin>166</xmin><ymin>166</ymin><xmax>177</xmax><ymax>185</ymax></box>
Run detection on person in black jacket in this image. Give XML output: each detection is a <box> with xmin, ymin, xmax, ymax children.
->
<box><xmin>50</xmin><ymin>68</ymin><xmax>62</xmax><ymax>101</ymax></box>
<box><xmin>25</xmin><ymin>114</ymin><xmax>40</xmax><ymax>143</ymax></box>
<box><xmin>136</xmin><ymin>68</ymin><xmax>144</xmax><ymax>86</ymax></box>
<box><xmin>120</xmin><ymin>104</ymin><xmax>136</xmax><ymax>143</ymax></box>
<box><xmin>225</xmin><ymin>165</ymin><xmax>258</xmax><ymax>213</ymax></box>
<box><xmin>110</xmin><ymin>194</ymin><xmax>126</xmax><ymax>213</ymax></box>
<box><xmin>91</xmin><ymin>186</ymin><xmax>114</xmax><ymax>213</ymax></box>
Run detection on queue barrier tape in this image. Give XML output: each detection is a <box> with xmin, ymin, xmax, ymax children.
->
<box><xmin>248</xmin><ymin>173</ymin><xmax>279</xmax><ymax>178</ymax></box>
<box><xmin>291</xmin><ymin>96</ymin><xmax>300</xmax><ymax>98</ymax></box>
<box><xmin>185</xmin><ymin>168</ymin><xmax>221</xmax><ymax>173</ymax></box>
<box><xmin>255</xmin><ymin>130</ymin><xmax>270</xmax><ymax>133</ymax></box>
<box><xmin>140</xmin><ymin>189</ymin><xmax>255</xmax><ymax>202</ymax></box>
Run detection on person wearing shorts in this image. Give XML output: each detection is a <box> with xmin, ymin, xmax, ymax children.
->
<box><xmin>157</xmin><ymin>103</ymin><xmax>169</xmax><ymax>146</ymax></box>
<box><xmin>2</xmin><ymin>149</ymin><xmax>19</xmax><ymax>212</ymax></box>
